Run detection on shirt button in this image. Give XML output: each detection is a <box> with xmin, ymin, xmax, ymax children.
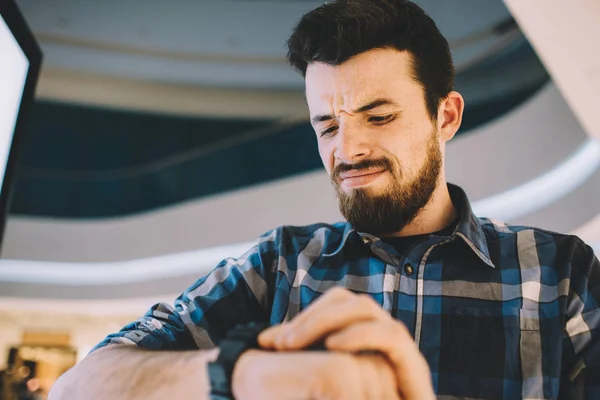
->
<box><xmin>404</xmin><ymin>263</ymin><xmax>414</xmax><ymax>275</ymax></box>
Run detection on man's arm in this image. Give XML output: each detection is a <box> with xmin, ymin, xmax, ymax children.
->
<box><xmin>49</xmin><ymin>345</ymin><xmax>402</xmax><ymax>400</ymax></box>
<box><xmin>50</xmin><ymin>229</ymin><xmax>280</xmax><ymax>398</ymax></box>
<box><xmin>49</xmin><ymin>345</ymin><xmax>219</xmax><ymax>400</ymax></box>
<box><xmin>91</xmin><ymin>231</ymin><xmax>278</xmax><ymax>353</ymax></box>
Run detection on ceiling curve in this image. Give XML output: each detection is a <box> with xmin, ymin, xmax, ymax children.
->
<box><xmin>17</xmin><ymin>0</ymin><xmax>513</xmax><ymax>90</ymax></box>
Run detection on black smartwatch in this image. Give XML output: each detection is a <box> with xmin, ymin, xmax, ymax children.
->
<box><xmin>207</xmin><ymin>321</ymin><xmax>268</xmax><ymax>400</ymax></box>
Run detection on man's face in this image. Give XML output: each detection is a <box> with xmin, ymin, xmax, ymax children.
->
<box><xmin>305</xmin><ymin>48</ymin><xmax>444</xmax><ymax>235</ymax></box>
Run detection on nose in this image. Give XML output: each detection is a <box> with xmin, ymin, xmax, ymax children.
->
<box><xmin>333</xmin><ymin>121</ymin><xmax>371</xmax><ymax>164</ymax></box>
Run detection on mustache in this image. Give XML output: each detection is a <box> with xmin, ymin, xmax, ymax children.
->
<box><xmin>332</xmin><ymin>158</ymin><xmax>393</xmax><ymax>181</ymax></box>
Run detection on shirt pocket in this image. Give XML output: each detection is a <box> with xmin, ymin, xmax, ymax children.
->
<box><xmin>441</xmin><ymin>307</ymin><xmax>547</xmax><ymax>399</ymax></box>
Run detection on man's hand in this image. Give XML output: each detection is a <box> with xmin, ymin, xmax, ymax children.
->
<box><xmin>258</xmin><ymin>287</ymin><xmax>435</xmax><ymax>400</ymax></box>
<box><xmin>232</xmin><ymin>349</ymin><xmax>400</xmax><ymax>399</ymax></box>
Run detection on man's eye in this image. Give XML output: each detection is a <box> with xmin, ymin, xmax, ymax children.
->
<box><xmin>320</xmin><ymin>126</ymin><xmax>338</xmax><ymax>137</ymax></box>
<box><xmin>368</xmin><ymin>115</ymin><xmax>395</xmax><ymax>124</ymax></box>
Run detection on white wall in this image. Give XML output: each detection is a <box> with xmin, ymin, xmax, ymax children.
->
<box><xmin>504</xmin><ymin>0</ymin><xmax>600</xmax><ymax>142</ymax></box>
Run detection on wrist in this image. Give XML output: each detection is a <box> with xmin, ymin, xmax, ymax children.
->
<box><xmin>231</xmin><ymin>349</ymin><xmax>262</xmax><ymax>399</ymax></box>
<box><xmin>309</xmin><ymin>352</ymin><xmax>355</xmax><ymax>398</ymax></box>
<box><xmin>205</xmin><ymin>347</ymin><xmax>220</xmax><ymax>362</ymax></box>
<box><xmin>207</xmin><ymin>322</ymin><xmax>267</xmax><ymax>399</ymax></box>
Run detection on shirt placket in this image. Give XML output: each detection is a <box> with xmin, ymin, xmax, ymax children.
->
<box><xmin>365</xmin><ymin>236</ymin><xmax>452</xmax><ymax>345</ymax></box>
<box><xmin>361</xmin><ymin>236</ymin><xmax>400</xmax><ymax>315</ymax></box>
<box><xmin>362</xmin><ymin>236</ymin><xmax>422</xmax><ymax>337</ymax></box>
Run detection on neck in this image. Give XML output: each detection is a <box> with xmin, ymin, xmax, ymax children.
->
<box><xmin>383</xmin><ymin>181</ymin><xmax>458</xmax><ymax>238</ymax></box>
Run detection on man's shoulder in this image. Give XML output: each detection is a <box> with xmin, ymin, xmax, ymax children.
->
<box><xmin>477</xmin><ymin>217</ymin><xmax>593</xmax><ymax>254</ymax></box>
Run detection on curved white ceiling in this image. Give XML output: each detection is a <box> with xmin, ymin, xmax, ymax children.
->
<box><xmin>16</xmin><ymin>0</ymin><xmax>512</xmax><ymax>89</ymax></box>
<box><xmin>472</xmin><ymin>138</ymin><xmax>600</xmax><ymax>221</ymax></box>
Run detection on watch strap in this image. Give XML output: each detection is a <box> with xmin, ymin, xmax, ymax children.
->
<box><xmin>208</xmin><ymin>321</ymin><xmax>267</xmax><ymax>399</ymax></box>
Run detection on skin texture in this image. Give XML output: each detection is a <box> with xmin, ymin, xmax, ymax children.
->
<box><xmin>233</xmin><ymin>349</ymin><xmax>402</xmax><ymax>399</ymax></box>
<box><xmin>306</xmin><ymin>48</ymin><xmax>463</xmax><ymax>237</ymax></box>
<box><xmin>49</xmin><ymin>342</ymin><xmax>401</xmax><ymax>400</ymax></box>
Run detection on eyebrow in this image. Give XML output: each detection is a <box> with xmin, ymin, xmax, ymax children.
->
<box><xmin>310</xmin><ymin>98</ymin><xmax>398</xmax><ymax>125</ymax></box>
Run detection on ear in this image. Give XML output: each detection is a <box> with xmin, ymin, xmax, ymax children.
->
<box><xmin>437</xmin><ymin>91</ymin><xmax>464</xmax><ymax>142</ymax></box>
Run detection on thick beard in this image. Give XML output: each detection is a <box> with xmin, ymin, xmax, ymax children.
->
<box><xmin>333</xmin><ymin>130</ymin><xmax>442</xmax><ymax>235</ymax></box>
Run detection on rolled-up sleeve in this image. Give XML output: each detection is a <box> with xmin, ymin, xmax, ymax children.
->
<box><xmin>91</xmin><ymin>229</ymin><xmax>278</xmax><ymax>353</ymax></box>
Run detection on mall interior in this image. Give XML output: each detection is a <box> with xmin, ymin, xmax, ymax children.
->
<box><xmin>0</xmin><ymin>0</ymin><xmax>599</xmax><ymax>398</ymax></box>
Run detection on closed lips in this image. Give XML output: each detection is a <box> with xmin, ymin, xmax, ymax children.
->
<box><xmin>339</xmin><ymin>168</ymin><xmax>386</xmax><ymax>180</ymax></box>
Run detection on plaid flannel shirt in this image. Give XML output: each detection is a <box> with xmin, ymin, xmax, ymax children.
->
<box><xmin>94</xmin><ymin>184</ymin><xmax>600</xmax><ymax>399</ymax></box>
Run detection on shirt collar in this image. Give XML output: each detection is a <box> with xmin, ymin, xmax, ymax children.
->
<box><xmin>449</xmin><ymin>184</ymin><xmax>495</xmax><ymax>268</ymax></box>
<box><xmin>322</xmin><ymin>224</ymin><xmax>355</xmax><ymax>258</ymax></box>
<box><xmin>324</xmin><ymin>183</ymin><xmax>495</xmax><ymax>268</ymax></box>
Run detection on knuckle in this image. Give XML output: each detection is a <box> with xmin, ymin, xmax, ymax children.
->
<box><xmin>355</xmin><ymin>294</ymin><xmax>380</xmax><ymax>314</ymax></box>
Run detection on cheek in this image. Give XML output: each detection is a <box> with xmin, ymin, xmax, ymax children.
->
<box><xmin>405</xmin><ymin>142</ymin><xmax>432</xmax><ymax>177</ymax></box>
<box><xmin>400</xmin><ymin>144</ymin><xmax>422</xmax><ymax>171</ymax></box>
<box><xmin>383</xmin><ymin>140</ymin><xmax>422</xmax><ymax>176</ymax></box>
<box><xmin>317</xmin><ymin>140</ymin><xmax>334</xmax><ymax>174</ymax></box>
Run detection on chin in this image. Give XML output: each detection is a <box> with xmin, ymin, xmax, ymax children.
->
<box><xmin>348</xmin><ymin>183</ymin><xmax>388</xmax><ymax>197</ymax></box>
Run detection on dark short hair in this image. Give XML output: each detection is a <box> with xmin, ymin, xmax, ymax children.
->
<box><xmin>286</xmin><ymin>0</ymin><xmax>454</xmax><ymax>120</ymax></box>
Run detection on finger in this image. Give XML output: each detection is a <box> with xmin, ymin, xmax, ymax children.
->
<box><xmin>326</xmin><ymin>320</ymin><xmax>421</xmax><ymax>369</ymax></box>
<box><xmin>325</xmin><ymin>321</ymin><xmax>434</xmax><ymax>400</ymax></box>
<box><xmin>259</xmin><ymin>287</ymin><xmax>351</xmax><ymax>347</ymax></box>
<box><xmin>257</xmin><ymin>323</ymin><xmax>288</xmax><ymax>349</ymax></box>
<box><xmin>275</xmin><ymin>294</ymin><xmax>388</xmax><ymax>350</ymax></box>
<box><xmin>286</xmin><ymin>286</ymin><xmax>355</xmax><ymax>328</ymax></box>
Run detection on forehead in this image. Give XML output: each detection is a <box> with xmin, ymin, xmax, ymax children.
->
<box><xmin>305</xmin><ymin>49</ymin><xmax>422</xmax><ymax>111</ymax></box>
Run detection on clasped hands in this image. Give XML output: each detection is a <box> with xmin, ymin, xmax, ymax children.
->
<box><xmin>231</xmin><ymin>287</ymin><xmax>435</xmax><ymax>400</ymax></box>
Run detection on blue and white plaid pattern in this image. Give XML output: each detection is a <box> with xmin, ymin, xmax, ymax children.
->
<box><xmin>95</xmin><ymin>184</ymin><xmax>600</xmax><ymax>399</ymax></box>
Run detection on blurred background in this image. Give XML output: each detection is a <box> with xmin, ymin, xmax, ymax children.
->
<box><xmin>0</xmin><ymin>0</ymin><xmax>599</xmax><ymax>398</ymax></box>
